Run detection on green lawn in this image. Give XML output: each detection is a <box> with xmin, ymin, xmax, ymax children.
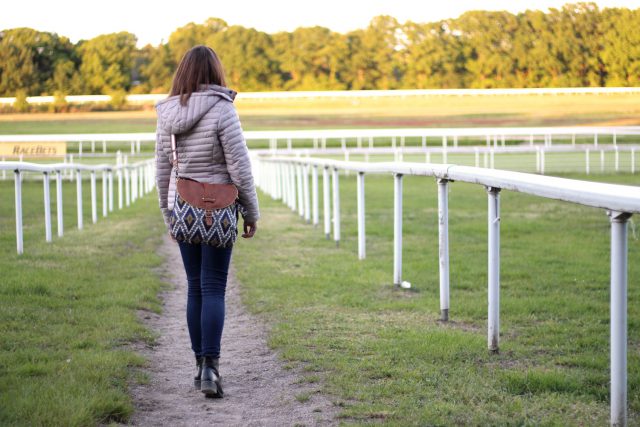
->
<box><xmin>0</xmin><ymin>180</ymin><xmax>166</xmax><ymax>426</ymax></box>
<box><xmin>233</xmin><ymin>172</ymin><xmax>640</xmax><ymax>425</ymax></box>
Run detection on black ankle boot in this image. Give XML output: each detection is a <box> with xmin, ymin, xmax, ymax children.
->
<box><xmin>194</xmin><ymin>356</ymin><xmax>203</xmax><ymax>389</ymax></box>
<box><xmin>201</xmin><ymin>356</ymin><xmax>223</xmax><ymax>398</ymax></box>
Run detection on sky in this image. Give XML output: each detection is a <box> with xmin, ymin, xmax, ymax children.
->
<box><xmin>3</xmin><ymin>0</ymin><xmax>640</xmax><ymax>47</ymax></box>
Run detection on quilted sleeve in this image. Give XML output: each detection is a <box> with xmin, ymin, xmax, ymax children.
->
<box><xmin>155</xmin><ymin>127</ymin><xmax>172</xmax><ymax>228</ymax></box>
<box><xmin>217</xmin><ymin>103</ymin><xmax>260</xmax><ymax>223</ymax></box>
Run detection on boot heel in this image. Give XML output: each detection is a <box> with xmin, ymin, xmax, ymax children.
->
<box><xmin>201</xmin><ymin>380</ymin><xmax>217</xmax><ymax>397</ymax></box>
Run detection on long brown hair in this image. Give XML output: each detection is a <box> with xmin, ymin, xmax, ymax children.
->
<box><xmin>169</xmin><ymin>45</ymin><xmax>226</xmax><ymax>106</ymax></box>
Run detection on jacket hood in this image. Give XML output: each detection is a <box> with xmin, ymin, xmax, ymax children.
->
<box><xmin>155</xmin><ymin>84</ymin><xmax>237</xmax><ymax>135</ymax></box>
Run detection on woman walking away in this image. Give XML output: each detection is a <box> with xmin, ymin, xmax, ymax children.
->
<box><xmin>154</xmin><ymin>45</ymin><xmax>260</xmax><ymax>398</ymax></box>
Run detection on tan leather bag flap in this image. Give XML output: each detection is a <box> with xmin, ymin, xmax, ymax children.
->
<box><xmin>177</xmin><ymin>177</ymin><xmax>238</xmax><ymax>210</ymax></box>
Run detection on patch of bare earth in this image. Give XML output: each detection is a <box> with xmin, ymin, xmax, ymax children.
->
<box><xmin>128</xmin><ymin>235</ymin><xmax>338</xmax><ymax>426</ymax></box>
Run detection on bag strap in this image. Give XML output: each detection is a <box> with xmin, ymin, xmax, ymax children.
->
<box><xmin>170</xmin><ymin>134</ymin><xmax>179</xmax><ymax>177</ymax></box>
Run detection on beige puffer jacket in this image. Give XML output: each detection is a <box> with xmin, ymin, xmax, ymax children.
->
<box><xmin>155</xmin><ymin>85</ymin><xmax>260</xmax><ymax>228</ymax></box>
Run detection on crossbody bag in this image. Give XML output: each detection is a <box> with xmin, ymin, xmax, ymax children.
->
<box><xmin>168</xmin><ymin>134</ymin><xmax>239</xmax><ymax>247</ymax></box>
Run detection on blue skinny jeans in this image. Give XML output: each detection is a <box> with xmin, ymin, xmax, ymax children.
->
<box><xmin>177</xmin><ymin>241</ymin><xmax>233</xmax><ymax>359</ymax></box>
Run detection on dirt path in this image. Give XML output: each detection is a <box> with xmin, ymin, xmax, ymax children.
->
<box><xmin>128</xmin><ymin>235</ymin><xmax>338</xmax><ymax>426</ymax></box>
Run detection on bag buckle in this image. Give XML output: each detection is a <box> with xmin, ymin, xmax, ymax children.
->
<box><xmin>202</xmin><ymin>197</ymin><xmax>216</xmax><ymax>203</ymax></box>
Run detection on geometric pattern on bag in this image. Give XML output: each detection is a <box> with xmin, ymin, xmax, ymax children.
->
<box><xmin>170</xmin><ymin>193</ymin><xmax>238</xmax><ymax>248</ymax></box>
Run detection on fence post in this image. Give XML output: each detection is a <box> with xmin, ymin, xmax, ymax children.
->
<box><xmin>102</xmin><ymin>171</ymin><xmax>107</xmax><ymax>217</ymax></box>
<box><xmin>438</xmin><ymin>178</ymin><xmax>450</xmax><ymax>321</ymax></box>
<box><xmin>56</xmin><ymin>171</ymin><xmax>63</xmax><ymax>237</ymax></box>
<box><xmin>609</xmin><ymin>210</ymin><xmax>631</xmax><ymax>427</ymax></box>
<box><xmin>357</xmin><ymin>171</ymin><xmax>366</xmax><ymax>260</ymax></box>
<box><xmin>601</xmin><ymin>150</ymin><xmax>605</xmax><ymax>173</ymax></box>
<box><xmin>275</xmin><ymin>162</ymin><xmax>282</xmax><ymax>200</ymax></box>
<box><xmin>140</xmin><ymin>165</ymin><xmax>144</xmax><ymax>196</ymax></box>
<box><xmin>393</xmin><ymin>173</ymin><xmax>403</xmax><ymax>287</ymax></box>
<box><xmin>118</xmin><ymin>169</ymin><xmax>123</xmax><ymax>209</ymax></box>
<box><xmin>76</xmin><ymin>170</ymin><xmax>83</xmax><ymax>230</ymax></box>
<box><xmin>131</xmin><ymin>168</ymin><xmax>137</xmax><ymax>203</ymax></box>
<box><xmin>323</xmin><ymin>166</ymin><xmax>331</xmax><ymax>239</ymax></box>
<box><xmin>14</xmin><ymin>170</ymin><xmax>23</xmax><ymax>254</ymax></box>
<box><xmin>332</xmin><ymin>167</ymin><xmax>340</xmax><ymax>246</ymax></box>
<box><xmin>125</xmin><ymin>167</ymin><xmax>131</xmax><ymax>207</ymax></box>
<box><xmin>281</xmin><ymin>163</ymin><xmax>289</xmax><ymax>206</ymax></box>
<box><xmin>615</xmin><ymin>147</ymin><xmax>620</xmax><ymax>172</ymax></box>
<box><xmin>108</xmin><ymin>170</ymin><xmax>114</xmax><ymax>212</ymax></box>
<box><xmin>90</xmin><ymin>171</ymin><xmax>97</xmax><ymax>224</ymax></box>
<box><xmin>540</xmin><ymin>148</ymin><xmax>545</xmax><ymax>175</ymax></box>
<box><xmin>487</xmin><ymin>187</ymin><xmax>501</xmax><ymax>353</ymax></box>
<box><xmin>43</xmin><ymin>172</ymin><xmax>52</xmax><ymax>242</ymax></box>
<box><xmin>586</xmin><ymin>149</ymin><xmax>590</xmax><ymax>175</ymax></box>
<box><xmin>289</xmin><ymin>163</ymin><xmax>297</xmax><ymax>212</ymax></box>
<box><xmin>303</xmin><ymin>164</ymin><xmax>311</xmax><ymax>223</ymax></box>
<box><xmin>296</xmin><ymin>164</ymin><xmax>304</xmax><ymax>218</ymax></box>
<box><xmin>312</xmin><ymin>165</ymin><xmax>319</xmax><ymax>226</ymax></box>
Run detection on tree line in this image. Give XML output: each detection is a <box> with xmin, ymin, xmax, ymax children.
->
<box><xmin>1</xmin><ymin>2</ymin><xmax>639</xmax><ymax>98</ymax></box>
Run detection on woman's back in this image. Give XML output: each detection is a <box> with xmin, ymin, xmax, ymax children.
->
<box><xmin>155</xmin><ymin>84</ymin><xmax>259</xmax><ymax>225</ymax></box>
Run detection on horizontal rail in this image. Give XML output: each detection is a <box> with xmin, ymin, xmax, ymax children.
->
<box><xmin>0</xmin><ymin>126</ymin><xmax>639</xmax><ymax>143</ymax></box>
<box><xmin>2</xmin><ymin>86</ymin><xmax>640</xmax><ymax>105</ymax></box>
<box><xmin>0</xmin><ymin>161</ymin><xmax>143</xmax><ymax>173</ymax></box>
<box><xmin>263</xmin><ymin>157</ymin><xmax>640</xmax><ymax>214</ymax></box>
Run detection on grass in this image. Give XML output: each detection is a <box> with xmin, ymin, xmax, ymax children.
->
<box><xmin>232</xmin><ymin>172</ymin><xmax>640</xmax><ymax>425</ymax></box>
<box><xmin>1</xmin><ymin>92</ymin><xmax>640</xmax><ymax>135</ymax></box>
<box><xmin>0</xmin><ymin>180</ymin><xmax>166</xmax><ymax>426</ymax></box>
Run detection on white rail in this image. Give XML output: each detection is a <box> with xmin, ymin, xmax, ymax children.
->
<box><xmin>2</xmin><ymin>86</ymin><xmax>640</xmax><ymax>105</ymax></box>
<box><xmin>0</xmin><ymin>126</ymin><xmax>639</xmax><ymax>146</ymax></box>
<box><xmin>254</xmin><ymin>155</ymin><xmax>639</xmax><ymax>427</ymax></box>
<box><xmin>0</xmin><ymin>159</ymin><xmax>156</xmax><ymax>254</ymax></box>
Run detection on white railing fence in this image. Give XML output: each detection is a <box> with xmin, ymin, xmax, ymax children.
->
<box><xmin>2</xmin><ymin>86</ymin><xmax>640</xmax><ymax>106</ymax></box>
<box><xmin>253</xmin><ymin>155</ymin><xmax>640</xmax><ymax>427</ymax></box>
<box><xmin>1</xmin><ymin>126</ymin><xmax>639</xmax><ymax>154</ymax></box>
<box><xmin>0</xmin><ymin>159</ymin><xmax>156</xmax><ymax>255</ymax></box>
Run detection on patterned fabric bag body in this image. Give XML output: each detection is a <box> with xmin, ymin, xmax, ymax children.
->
<box><xmin>169</xmin><ymin>134</ymin><xmax>239</xmax><ymax>247</ymax></box>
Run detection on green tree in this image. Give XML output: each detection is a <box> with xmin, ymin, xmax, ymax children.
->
<box><xmin>274</xmin><ymin>26</ymin><xmax>348</xmax><ymax>90</ymax></box>
<box><xmin>0</xmin><ymin>28</ymin><xmax>76</xmax><ymax>96</ymax></box>
<box><xmin>347</xmin><ymin>16</ymin><xmax>403</xmax><ymax>90</ymax></box>
<box><xmin>77</xmin><ymin>32</ymin><xmax>137</xmax><ymax>94</ymax></box>
<box><xmin>168</xmin><ymin>18</ymin><xmax>228</xmax><ymax>64</ymax></box>
<box><xmin>402</xmin><ymin>20</ymin><xmax>469</xmax><ymax>88</ymax></box>
<box><xmin>135</xmin><ymin>43</ymin><xmax>175</xmax><ymax>93</ymax></box>
<box><xmin>208</xmin><ymin>26</ymin><xmax>281</xmax><ymax>91</ymax></box>
<box><xmin>600</xmin><ymin>7</ymin><xmax>640</xmax><ymax>86</ymax></box>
